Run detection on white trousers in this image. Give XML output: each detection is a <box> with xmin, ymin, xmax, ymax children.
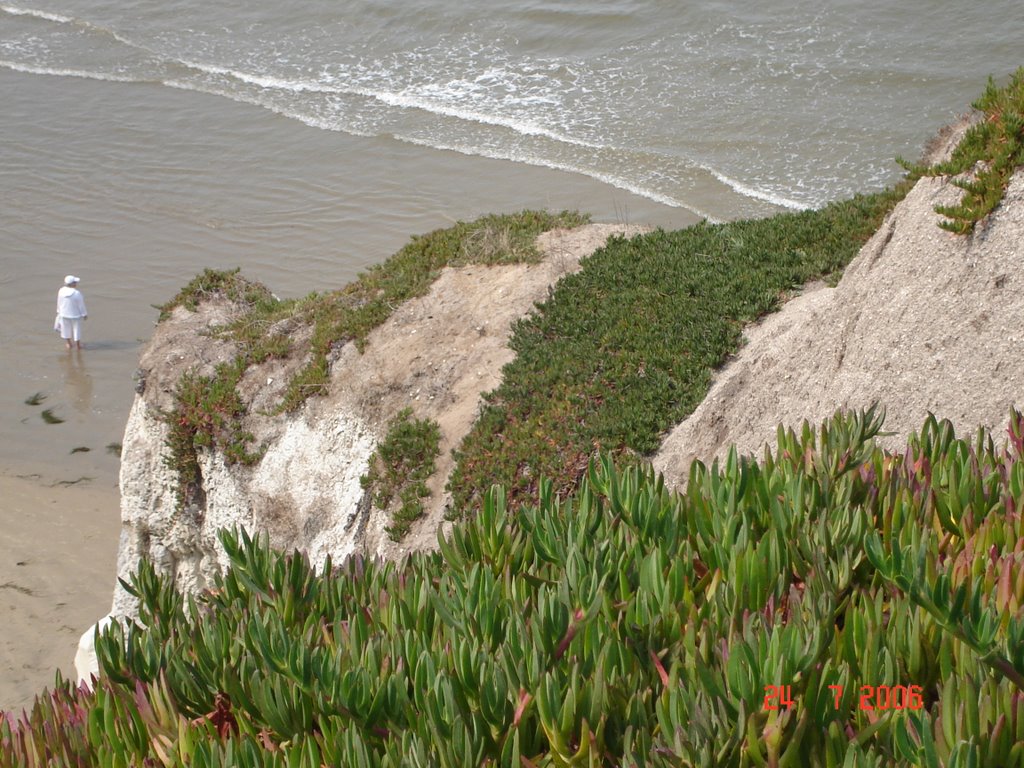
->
<box><xmin>59</xmin><ymin>316</ymin><xmax>83</xmax><ymax>342</ymax></box>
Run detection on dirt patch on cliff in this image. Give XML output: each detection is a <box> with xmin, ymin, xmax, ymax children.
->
<box><xmin>317</xmin><ymin>223</ymin><xmax>648</xmax><ymax>558</ymax></box>
<box><xmin>653</xmin><ymin>118</ymin><xmax>1024</xmax><ymax>487</ymax></box>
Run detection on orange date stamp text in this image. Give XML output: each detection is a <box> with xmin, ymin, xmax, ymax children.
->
<box><xmin>762</xmin><ymin>684</ymin><xmax>924</xmax><ymax>711</ymax></box>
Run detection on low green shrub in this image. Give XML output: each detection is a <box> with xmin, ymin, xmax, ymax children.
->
<box><xmin>361</xmin><ymin>408</ymin><xmax>443</xmax><ymax>541</ymax></box>
<box><xmin>6</xmin><ymin>409</ymin><xmax>1024</xmax><ymax>766</ymax></box>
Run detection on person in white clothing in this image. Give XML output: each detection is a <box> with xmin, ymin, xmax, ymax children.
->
<box><xmin>56</xmin><ymin>275</ymin><xmax>88</xmax><ymax>350</ymax></box>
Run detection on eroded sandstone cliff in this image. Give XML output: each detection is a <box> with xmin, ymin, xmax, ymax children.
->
<box><xmin>111</xmin><ymin>223</ymin><xmax>645</xmax><ymax>619</ymax></box>
<box><xmin>108</xmin><ymin>116</ymin><xmax>1024</xmax><ymax>628</ymax></box>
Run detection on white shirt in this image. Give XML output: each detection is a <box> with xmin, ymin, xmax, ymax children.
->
<box><xmin>57</xmin><ymin>286</ymin><xmax>87</xmax><ymax>318</ymax></box>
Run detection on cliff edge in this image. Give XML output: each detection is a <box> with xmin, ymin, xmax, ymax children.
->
<box><xmin>108</xmin><ymin>112</ymin><xmax>1024</xmax><ymax>625</ymax></box>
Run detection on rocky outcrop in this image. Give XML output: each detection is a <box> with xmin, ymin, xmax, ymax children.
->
<box><xmin>653</xmin><ymin>122</ymin><xmax>1024</xmax><ymax>486</ymax></box>
<box><xmin>108</xmin><ymin>117</ymin><xmax>1024</xmax><ymax>628</ymax></box>
<box><xmin>110</xmin><ymin>224</ymin><xmax>645</xmax><ymax>619</ymax></box>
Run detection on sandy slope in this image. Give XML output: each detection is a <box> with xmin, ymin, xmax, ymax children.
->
<box><xmin>654</xmin><ymin>123</ymin><xmax>1024</xmax><ymax>486</ymax></box>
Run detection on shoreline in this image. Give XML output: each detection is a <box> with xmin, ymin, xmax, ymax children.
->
<box><xmin>0</xmin><ymin>471</ymin><xmax>120</xmax><ymax>714</ymax></box>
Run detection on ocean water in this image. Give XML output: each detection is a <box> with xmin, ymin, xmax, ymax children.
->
<box><xmin>0</xmin><ymin>0</ymin><xmax>1021</xmax><ymax>483</ymax></box>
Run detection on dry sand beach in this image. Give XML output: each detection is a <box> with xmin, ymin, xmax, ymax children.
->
<box><xmin>0</xmin><ymin>473</ymin><xmax>119</xmax><ymax>713</ymax></box>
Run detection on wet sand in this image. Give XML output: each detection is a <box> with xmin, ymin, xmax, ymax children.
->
<box><xmin>0</xmin><ymin>472</ymin><xmax>119</xmax><ymax>714</ymax></box>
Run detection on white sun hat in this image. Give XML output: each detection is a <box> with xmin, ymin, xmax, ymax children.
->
<box><xmin>64</xmin><ymin>275</ymin><xmax>80</xmax><ymax>285</ymax></box>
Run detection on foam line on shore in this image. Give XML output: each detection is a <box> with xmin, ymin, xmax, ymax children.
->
<box><xmin>705</xmin><ymin>168</ymin><xmax>808</xmax><ymax>211</ymax></box>
<box><xmin>0</xmin><ymin>4</ymin><xmax>73</xmax><ymax>23</ymax></box>
<box><xmin>2</xmin><ymin>39</ymin><xmax>799</xmax><ymax>218</ymax></box>
<box><xmin>0</xmin><ymin>60</ymin><xmax>142</xmax><ymax>82</ymax></box>
<box><xmin>395</xmin><ymin>133</ymin><xmax>722</xmax><ymax>221</ymax></box>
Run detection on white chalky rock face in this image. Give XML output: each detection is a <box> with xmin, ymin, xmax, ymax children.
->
<box><xmin>112</xmin><ymin>393</ymin><xmax>377</xmax><ymax>619</ymax></box>
<box><xmin>245</xmin><ymin>414</ymin><xmax>378</xmax><ymax>566</ymax></box>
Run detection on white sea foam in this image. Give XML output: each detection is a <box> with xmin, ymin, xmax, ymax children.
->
<box><xmin>150</xmin><ymin>60</ymin><xmax>726</xmax><ymax>215</ymax></box>
<box><xmin>0</xmin><ymin>59</ymin><xmax>141</xmax><ymax>82</ymax></box>
<box><xmin>107</xmin><ymin>54</ymin><xmax>789</xmax><ymax>216</ymax></box>
<box><xmin>171</xmin><ymin>59</ymin><xmax>604</xmax><ymax>153</ymax></box>
<box><xmin>0</xmin><ymin>4</ymin><xmax>157</xmax><ymax>52</ymax></box>
<box><xmin>169</xmin><ymin>59</ymin><xmax>333</xmax><ymax>93</ymax></box>
<box><xmin>0</xmin><ymin>6</ymin><xmax>844</xmax><ymax>217</ymax></box>
<box><xmin>0</xmin><ymin>40</ymin><xmax>806</xmax><ymax>216</ymax></box>
<box><xmin>359</xmin><ymin>89</ymin><xmax>604</xmax><ymax>151</ymax></box>
<box><xmin>0</xmin><ymin>4</ymin><xmax>73</xmax><ymax>23</ymax></box>
<box><xmin>395</xmin><ymin>133</ymin><xmax>721</xmax><ymax>222</ymax></box>
<box><xmin>705</xmin><ymin>168</ymin><xmax>809</xmax><ymax>211</ymax></box>
<box><xmin>160</xmin><ymin>77</ymin><xmax>377</xmax><ymax>138</ymax></box>
<box><xmin>158</xmin><ymin>65</ymin><xmax>714</xmax><ymax>215</ymax></box>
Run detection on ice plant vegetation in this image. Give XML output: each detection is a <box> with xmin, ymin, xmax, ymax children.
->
<box><xmin>449</xmin><ymin>185</ymin><xmax>910</xmax><ymax>515</ymax></box>
<box><xmin>900</xmin><ymin>66</ymin><xmax>1024</xmax><ymax>234</ymax></box>
<box><xmin>4</xmin><ymin>408</ymin><xmax>1024</xmax><ymax>766</ymax></box>
<box><xmin>361</xmin><ymin>407</ymin><xmax>443</xmax><ymax>541</ymax></box>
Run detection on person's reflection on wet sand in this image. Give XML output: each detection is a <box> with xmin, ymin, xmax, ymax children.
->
<box><xmin>58</xmin><ymin>348</ymin><xmax>93</xmax><ymax>414</ymax></box>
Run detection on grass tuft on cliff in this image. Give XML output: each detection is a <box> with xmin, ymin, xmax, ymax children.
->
<box><xmin>277</xmin><ymin>209</ymin><xmax>588</xmax><ymax>410</ymax></box>
<box><xmin>900</xmin><ymin>66</ymin><xmax>1024</xmax><ymax>233</ymax></box>
<box><xmin>156</xmin><ymin>267</ymin><xmax>276</xmax><ymax>323</ymax></box>
<box><xmin>360</xmin><ymin>407</ymin><xmax>442</xmax><ymax>541</ymax></box>
<box><xmin>6</xmin><ymin>409</ymin><xmax>1024</xmax><ymax>765</ymax></box>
